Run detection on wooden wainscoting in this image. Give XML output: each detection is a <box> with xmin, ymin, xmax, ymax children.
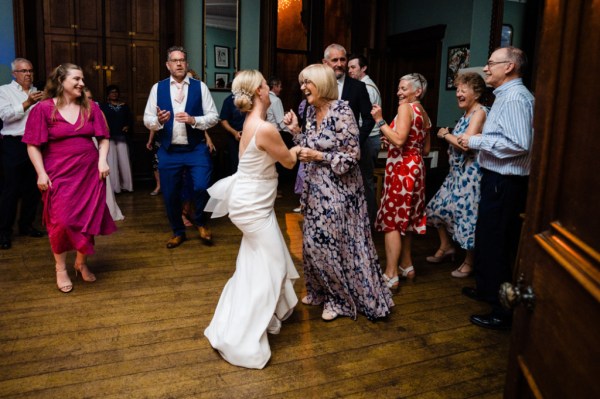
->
<box><xmin>0</xmin><ymin>184</ymin><xmax>508</xmax><ymax>398</ymax></box>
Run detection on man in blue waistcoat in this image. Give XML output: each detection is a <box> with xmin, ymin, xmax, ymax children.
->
<box><xmin>144</xmin><ymin>46</ymin><xmax>219</xmax><ymax>248</ymax></box>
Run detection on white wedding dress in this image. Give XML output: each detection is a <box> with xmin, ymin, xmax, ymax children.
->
<box><xmin>204</xmin><ymin>128</ymin><xmax>299</xmax><ymax>369</ymax></box>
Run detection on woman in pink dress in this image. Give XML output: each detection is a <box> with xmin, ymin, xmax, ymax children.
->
<box><xmin>371</xmin><ymin>73</ymin><xmax>431</xmax><ymax>290</ymax></box>
<box><xmin>23</xmin><ymin>63</ymin><xmax>117</xmax><ymax>293</ymax></box>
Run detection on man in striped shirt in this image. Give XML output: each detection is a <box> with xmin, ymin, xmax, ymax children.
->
<box><xmin>457</xmin><ymin>47</ymin><xmax>535</xmax><ymax>330</ymax></box>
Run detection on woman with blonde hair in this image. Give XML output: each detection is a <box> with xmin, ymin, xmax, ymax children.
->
<box><xmin>23</xmin><ymin>63</ymin><xmax>116</xmax><ymax>293</ymax></box>
<box><xmin>204</xmin><ymin>69</ymin><xmax>299</xmax><ymax>369</ymax></box>
<box><xmin>283</xmin><ymin>64</ymin><xmax>393</xmax><ymax>322</ymax></box>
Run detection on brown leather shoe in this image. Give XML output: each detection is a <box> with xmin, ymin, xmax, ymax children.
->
<box><xmin>166</xmin><ymin>235</ymin><xmax>186</xmax><ymax>249</ymax></box>
<box><xmin>197</xmin><ymin>226</ymin><xmax>213</xmax><ymax>245</ymax></box>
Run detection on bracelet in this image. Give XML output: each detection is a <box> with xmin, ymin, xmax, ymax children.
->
<box><xmin>442</xmin><ymin>132</ymin><xmax>450</xmax><ymax>140</ymax></box>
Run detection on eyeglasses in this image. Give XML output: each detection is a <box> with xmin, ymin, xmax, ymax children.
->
<box><xmin>14</xmin><ymin>69</ymin><xmax>34</xmax><ymax>73</ymax></box>
<box><xmin>299</xmin><ymin>79</ymin><xmax>313</xmax><ymax>86</ymax></box>
<box><xmin>168</xmin><ymin>58</ymin><xmax>187</xmax><ymax>64</ymax></box>
<box><xmin>485</xmin><ymin>60</ymin><xmax>511</xmax><ymax>68</ymax></box>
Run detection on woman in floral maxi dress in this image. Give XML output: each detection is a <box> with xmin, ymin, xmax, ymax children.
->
<box><xmin>284</xmin><ymin>64</ymin><xmax>393</xmax><ymax>322</ymax></box>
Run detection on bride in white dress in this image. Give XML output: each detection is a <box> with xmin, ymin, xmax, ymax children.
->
<box><xmin>204</xmin><ymin>70</ymin><xmax>300</xmax><ymax>369</ymax></box>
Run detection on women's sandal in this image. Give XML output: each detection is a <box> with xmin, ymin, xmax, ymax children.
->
<box><xmin>74</xmin><ymin>263</ymin><xmax>96</xmax><ymax>282</ymax></box>
<box><xmin>451</xmin><ymin>262</ymin><xmax>472</xmax><ymax>278</ymax></box>
<box><xmin>301</xmin><ymin>295</ymin><xmax>323</xmax><ymax>306</ymax></box>
<box><xmin>426</xmin><ymin>247</ymin><xmax>456</xmax><ymax>263</ymax></box>
<box><xmin>321</xmin><ymin>308</ymin><xmax>338</xmax><ymax>322</ymax></box>
<box><xmin>56</xmin><ymin>266</ymin><xmax>73</xmax><ymax>293</ymax></box>
<box><xmin>399</xmin><ymin>266</ymin><xmax>416</xmax><ymax>281</ymax></box>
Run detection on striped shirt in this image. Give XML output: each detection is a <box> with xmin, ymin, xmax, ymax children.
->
<box><xmin>468</xmin><ymin>78</ymin><xmax>534</xmax><ymax>176</ymax></box>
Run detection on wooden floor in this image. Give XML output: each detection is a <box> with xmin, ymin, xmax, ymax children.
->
<box><xmin>0</xmin><ymin>183</ymin><xmax>509</xmax><ymax>398</ymax></box>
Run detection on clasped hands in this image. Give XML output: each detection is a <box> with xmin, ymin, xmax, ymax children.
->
<box><xmin>157</xmin><ymin>107</ymin><xmax>195</xmax><ymax>125</ymax></box>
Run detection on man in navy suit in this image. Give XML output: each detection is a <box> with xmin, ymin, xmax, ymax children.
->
<box><xmin>144</xmin><ymin>46</ymin><xmax>219</xmax><ymax>248</ymax></box>
<box><xmin>323</xmin><ymin>44</ymin><xmax>375</xmax><ymax>223</ymax></box>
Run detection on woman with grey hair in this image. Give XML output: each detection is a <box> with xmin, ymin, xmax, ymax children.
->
<box><xmin>284</xmin><ymin>64</ymin><xmax>393</xmax><ymax>322</ymax></box>
<box><xmin>371</xmin><ymin>73</ymin><xmax>431</xmax><ymax>290</ymax></box>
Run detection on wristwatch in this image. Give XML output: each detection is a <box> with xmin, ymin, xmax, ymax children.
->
<box><xmin>376</xmin><ymin>119</ymin><xmax>386</xmax><ymax>129</ymax></box>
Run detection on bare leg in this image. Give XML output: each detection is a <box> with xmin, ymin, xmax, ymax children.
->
<box><xmin>153</xmin><ymin>170</ymin><xmax>161</xmax><ymax>192</ymax></box>
<box><xmin>399</xmin><ymin>233</ymin><xmax>416</xmax><ymax>279</ymax></box>
<box><xmin>426</xmin><ymin>226</ymin><xmax>456</xmax><ymax>263</ymax></box>
<box><xmin>437</xmin><ymin>226</ymin><xmax>453</xmax><ymax>251</ymax></box>
<box><xmin>384</xmin><ymin>230</ymin><xmax>401</xmax><ymax>279</ymax></box>
<box><xmin>54</xmin><ymin>252</ymin><xmax>72</xmax><ymax>293</ymax></box>
<box><xmin>74</xmin><ymin>251</ymin><xmax>96</xmax><ymax>282</ymax></box>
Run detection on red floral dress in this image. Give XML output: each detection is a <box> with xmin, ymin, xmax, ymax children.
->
<box><xmin>375</xmin><ymin>103</ymin><xmax>429</xmax><ymax>235</ymax></box>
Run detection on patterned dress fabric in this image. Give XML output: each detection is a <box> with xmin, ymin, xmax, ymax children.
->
<box><xmin>297</xmin><ymin>100</ymin><xmax>393</xmax><ymax>320</ymax></box>
<box><xmin>22</xmin><ymin>99</ymin><xmax>117</xmax><ymax>254</ymax></box>
<box><xmin>425</xmin><ymin>107</ymin><xmax>488</xmax><ymax>250</ymax></box>
<box><xmin>204</xmin><ymin>128</ymin><xmax>299</xmax><ymax>369</ymax></box>
<box><xmin>375</xmin><ymin>103</ymin><xmax>429</xmax><ymax>235</ymax></box>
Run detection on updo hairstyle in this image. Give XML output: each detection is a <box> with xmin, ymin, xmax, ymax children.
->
<box><xmin>231</xmin><ymin>69</ymin><xmax>264</xmax><ymax>113</ymax></box>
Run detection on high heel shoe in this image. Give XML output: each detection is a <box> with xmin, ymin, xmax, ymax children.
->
<box><xmin>399</xmin><ymin>266</ymin><xmax>415</xmax><ymax>281</ymax></box>
<box><xmin>426</xmin><ymin>247</ymin><xmax>456</xmax><ymax>263</ymax></box>
<box><xmin>451</xmin><ymin>262</ymin><xmax>473</xmax><ymax>278</ymax></box>
<box><xmin>74</xmin><ymin>263</ymin><xmax>96</xmax><ymax>282</ymax></box>
<box><xmin>383</xmin><ymin>273</ymin><xmax>400</xmax><ymax>291</ymax></box>
<box><xmin>56</xmin><ymin>265</ymin><xmax>73</xmax><ymax>293</ymax></box>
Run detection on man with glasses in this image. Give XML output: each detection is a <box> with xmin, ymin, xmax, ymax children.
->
<box><xmin>0</xmin><ymin>58</ymin><xmax>45</xmax><ymax>250</ymax></box>
<box><xmin>457</xmin><ymin>47</ymin><xmax>534</xmax><ymax>330</ymax></box>
<box><xmin>144</xmin><ymin>46</ymin><xmax>219</xmax><ymax>248</ymax></box>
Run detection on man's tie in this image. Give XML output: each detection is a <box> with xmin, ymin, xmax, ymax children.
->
<box><xmin>174</xmin><ymin>82</ymin><xmax>185</xmax><ymax>103</ymax></box>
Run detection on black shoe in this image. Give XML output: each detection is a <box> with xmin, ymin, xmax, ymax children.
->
<box><xmin>19</xmin><ymin>227</ymin><xmax>45</xmax><ymax>238</ymax></box>
<box><xmin>461</xmin><ymin>286</ymin><xmax>486</xmax><ymax>302</ymax></box>
<box><xmin>470</xmin><ymin>312</ymin><xmax>512</xmax><ymax>331</ymax></box>
<box><xmin>0</xmin><ymin>234</ymin><xmax>11</xmax><ymax>250</ymax></box>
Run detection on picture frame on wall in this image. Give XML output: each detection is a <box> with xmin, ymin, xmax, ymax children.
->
<box><xmin>215</xmin><ymin>73</ymin><xmax>229</xmax><ymax>88</ymax></box>
<box><xmin>501</xmin><ymin>24</ymin><xmax>513</xmax><ymax>47</ymax></box>
<box><xmin>446</xmin><ymin>44</ymin><xmax>470</xmax><ymax>90</ymax></box>
<box><xmin>214</xmin><ymin>46</ymin><xmax>229</xmax><ymax>68</ymax></box>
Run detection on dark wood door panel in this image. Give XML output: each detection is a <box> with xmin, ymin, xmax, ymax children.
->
<box><xmin>105</xmin><ymin>0</ymin><xmax>132</xmax><ymax>39</ymax></box>
<box><xmin>506</xmin><ymin>0</ymin><xmax>600</xmax><ymax>397</ymax></box>
<box><xmin>43</xmin><ymin>0</ymin><xmax>74</xmax><ymax>35</ymax></box>
<box><xmin>44</xmin><ymin>35</ymin><xmax>76</xmax><ymax>74</ymax></box>
<box><xmin>74</xmin><ymin>0</ymin><xmax>103</xmax><ymax>37</ymax></box>
<box><xmin>132</xmin><ymin>0</ymin><xmax>160</xmax><ymax>40</ymax></box>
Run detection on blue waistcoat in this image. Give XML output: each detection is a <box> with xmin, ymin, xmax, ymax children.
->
<box><xmin>156</xmin><ymin>77</ymin><xmax>204</xmax><ymax>151</ymax></box>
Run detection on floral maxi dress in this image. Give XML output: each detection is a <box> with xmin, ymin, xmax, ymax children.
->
<box><xmin>297</xmin><ymin>100</ymin><xmax>394</xmax><ymax>320</ymax></box>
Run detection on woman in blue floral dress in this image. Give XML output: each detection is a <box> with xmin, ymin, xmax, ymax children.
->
<box><xmin>283</xmin><ymin>64</ymin><xmax>393</xmax><ymax>321</ymax></box>
<box><xmin>425</xmin><ymin>73</ymin><xmax>488</xmax><ymax>277</ymax></box>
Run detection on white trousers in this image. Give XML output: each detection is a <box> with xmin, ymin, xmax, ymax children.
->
<box><xmin>108</xmin><ymin>140</ymin><xmax>133</xmax><ymax>193</ymax></box>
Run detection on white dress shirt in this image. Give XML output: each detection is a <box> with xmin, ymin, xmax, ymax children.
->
<box><xmin>0</xmin><ymin>80</ymin><xmax>38</xmax><ymax>137</ymax></box>
<box><xmin>266</xmin><ymin>91</ymin><xmax>289</xmax><ymax>132</ymax></box>
<box><xmin>361</xmin><ymin>75</ymin><xmax>382</xmax><ymax>136</ymax></box>
<box><xmin>143</xmin><ymin>76</ymin><xmax>219</xmax><ymax>144</ymax></box>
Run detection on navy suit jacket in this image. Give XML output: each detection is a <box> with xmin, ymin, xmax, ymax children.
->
<box><xmin>341</xmin><ymin>76</ymin><xmax>375</xmax><ymax>146</ymax></box>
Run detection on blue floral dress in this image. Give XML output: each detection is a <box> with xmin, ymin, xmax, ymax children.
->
<box><xmin>425</xmin><ymin>106</ymin><xmax>488</xmax><ymax>250</ymax></box>
<box><xmin>296</xmin><ymin>100</ymin><xmax>394</xmax><ymax>320</ymax></box>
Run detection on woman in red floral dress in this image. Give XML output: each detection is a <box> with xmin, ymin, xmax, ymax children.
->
<box><xmin>371</xmin><ymin>73</ymin><xmax>431</xmax><ymax>290</ymax></box>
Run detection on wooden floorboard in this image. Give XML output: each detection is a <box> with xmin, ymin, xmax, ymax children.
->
<box><xmin>0</xmin><ymin>182</ymin><xmax>508</xmax><ymax>398</ymax></box>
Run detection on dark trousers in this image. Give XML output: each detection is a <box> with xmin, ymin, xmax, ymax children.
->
<box><xmin>0</xmin><ymin>136</ymin><xmax>41</xmax><ymax>235</ymax></box>
<box><xmin>157</xmin><ymin>143</ymin><xmax>213</xmax><ymax>237</ymax></box>
<box><xmin>474</xmin><ymin>168</ymin><xmax>528</xmax><ymax>314</ymax></box>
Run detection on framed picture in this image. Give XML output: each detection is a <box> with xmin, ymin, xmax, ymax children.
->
<box><xmin>446</xmin><ymin>44</ymin><xmax>470</xmax><ymax>90</ymax></box>
<box><xmin>214</xmin><ymin>45</ymin><xmax>229</xmax><ymax>68</ymax></box>
<box><xmin>501</xmin><ymin>24</ymin><xmax>513</xmax><ymax>47</ymax></box>
<box><xmin>215</xmin><ymin>72</ymin><xmax>229</xmax><ymax>88</ymax></box>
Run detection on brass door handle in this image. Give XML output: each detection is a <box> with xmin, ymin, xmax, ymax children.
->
<box><xmin>499</xmin><ymin>273</ymin><xmax>536</xmax><ymax>311</ymax></box>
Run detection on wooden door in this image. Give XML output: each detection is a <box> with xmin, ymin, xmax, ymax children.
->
<box><xmin>504</xmin><ymin>0</ymin><xmax>600</xmax><ymax>397</ymax></box>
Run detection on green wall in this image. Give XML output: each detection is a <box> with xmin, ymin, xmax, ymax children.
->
<box><xmin>0</xmin><ymin>0</ymin><xmax>15</xmax><ymax>83</ymax></box>
<box><xmin>183</xmin><ymin>0</ymin><xmax>261</xmax><ymax>111</ymax></box>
